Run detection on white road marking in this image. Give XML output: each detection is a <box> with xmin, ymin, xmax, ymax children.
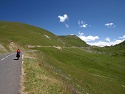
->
<box><xmin>0</xmin><ymin>53</ymin><xmax>15</xmax><ymax>61</ymax></box>
<box><xmin>1</xmin><ymin>58</ymin><xmax>5</xmax><ymax>61</ymax></box>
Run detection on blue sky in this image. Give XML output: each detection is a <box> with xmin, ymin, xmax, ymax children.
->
<box><xmin>0</xmin><ymin>0</ymin><xmax>125</xmax><ymax>46</ymax></box>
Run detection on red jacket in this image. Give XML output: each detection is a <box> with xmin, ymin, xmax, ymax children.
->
<box><xmin>17</xmin><ymin>49</ymin><xmax>20</xmax><ymax>53</ymax></box>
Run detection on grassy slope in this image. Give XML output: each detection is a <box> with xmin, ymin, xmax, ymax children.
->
<box><xmin>23</xmin><ymin>40</ymin><xmax>125</xmax><ymax>94</ymax></box>
<box><xmin>0</xmin><ymin>21</ymin><xmax>125</xmax><ymax>94</ymax></box>
<box><xmin>0</xmin><ymin>21</ymin><xmax>64</xmax><ymax>48</ymax></box>
<box><xmin>0</xmin><ymin>21</ymin><xmax>88</xmax><ymax>51</ymax></box>
<box><xmin>22</xmin><ymin>52</ymin><xmax>73</xmax><ymax>94</ymax></box>
<box><xmin>58</xmin><ymin>35</ymin><xmax>89</xmax><ymax>47</ymax></box>
<box><xmin>34</xmin><ymin>47</ymin><xmax>125</xmax><ymax>94</ymax></box>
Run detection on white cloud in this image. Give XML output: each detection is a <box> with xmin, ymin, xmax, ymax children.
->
<box><xmin>58</xmin><ymin>14</ymin><xmax>68</xmax><ymax>22</ymax></box>
<box><xmin>88</xmin><ymin>39</ymin><xmax>124</xmax><ymax>47</ymax></box>
<box><xmin>65</xmin><ymin>23</ymin><xmax>69</xmax><ymax>28</ymax></box>
<box><xmin>78</xmin><ymin>32</ymin><xmax>99</xmax><ymax>42</ymax></box>
<box><xmin>80</xmin><ymin>24</ymin><xmax>88</xmax><ymax>28</ymax></box>
<box><xmin>105</xmin><ymin>37</ymin><xmax>110</xmax><ymax>42</ymax></box>
<box><xmin>88</xmin><ymin>41</ymin><xmax>109</xmax><ymax>47</ymax></box>
<box><xmin>78</xmin><ymin>33</ymin><xmax>125</xmax><ymax>47</ymax></box>
<box><xmin>78</xmin><ymin>20</ymin><xmax>88</xmax><ymax>28</ymax></box>
<box><xmin>119</xmin><ymin>35</ymin><xmax>125</xmax><ymax>39</ymax></box>
<box><xmin>105</xmin><ymin>22</ymin><xmax>115</xmax><ymax>28</ymax></box>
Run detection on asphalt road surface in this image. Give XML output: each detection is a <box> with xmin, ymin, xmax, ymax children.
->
<box><xmin>0</xmin><ymin>52</ymin><xmax>22</xmax><ymax>94</ymax></box>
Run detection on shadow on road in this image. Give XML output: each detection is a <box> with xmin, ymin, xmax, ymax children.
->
<box><xmin>13</xmin><ymin>59</ymin><xmax>19</xmax><ymax>60</ymax></box>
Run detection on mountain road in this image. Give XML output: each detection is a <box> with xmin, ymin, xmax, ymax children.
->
<box><xmin>0</xmin><ymin>52</ymin><xmax>22</xmax><ymax>94</ymax></box>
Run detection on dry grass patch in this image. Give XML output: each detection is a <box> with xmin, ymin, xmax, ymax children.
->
<box><xmin>0</xmin><ymin>43</ymin><xmax>8</xmax><ymax>53</ymax></box>
<box><xmin>22</xmin><ymin>51</ymin><xmax>72</xmax><ymax>94</ymax></box>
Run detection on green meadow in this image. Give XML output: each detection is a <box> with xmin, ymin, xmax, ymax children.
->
<box><xmin>0</xmin><ymin>21</ymin><xmax>125</xmax><ymax>94</ymax></box>
<box><xmin>32</xmin><ymin>47</ymin><xmax>125</xmax><ymax>94</ymax></box>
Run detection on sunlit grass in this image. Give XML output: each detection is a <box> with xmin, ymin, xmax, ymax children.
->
<box><xmin>22</xmin><ymin>52</ymin><xmax>72</xmax><ymax>94</ymax></box>
<box><xmin>33</xmin><ymin>47</ymin><xmax>125</xmax><ymax>94</ymax></box>
<box><xmin>1</xmin><ymin>21</ymin><xmax>125</xmax><ymax>94</ymax></box>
